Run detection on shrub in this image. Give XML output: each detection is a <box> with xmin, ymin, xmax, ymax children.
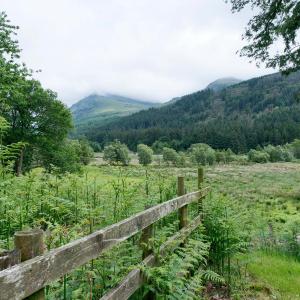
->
<box><xmin>151</xmin><ymin>140</ymin><xmax>171</xmax><ymax>154</ymax></box>
<box><xmin>89</xmin><ymin>141</ymin><xmax>102</xmax><ymax>152</ymax></box>
<box><xmin>290</xmin><ymin>139</ymin><xmax>300</xmax><ymax>159</ymax></box>
<box><xmin>215</xmin><ymin>150</ymin><xmax>226</xmax><ymax>164</ymax></box>
<box><xmin>41</xmin><ymin>139</ymin><xmax>82</xmax><ymax>173</ymax></box>
<box><xmin>103</xmin><ymin>140</ymin><xmax>130</xmax><ymax>165</ymax></box>
<box><xmin>76</xmin><ymin>139</ymin><xmax>94</xmax><ymax>165</ymax></box>
<box><xmin>248</xmin><ymin>149</ymin><xmax>270</xmax><ymax>163</ymax></box>
<box><xmin>188</xmin><ymin>143</ymin><xmax>216</xmax><ymax>166</ymax></box>
<box><xmin>137</xmin><ymin>144</ymin><xmax>153</xmax><ymax>166</ymax></box>
<box><xmin>162</xmin><ymin>147</ymin><xmax>179</xmax><ymax>165</ymax></box>
<box><xmin>264</xmin><ymin>145</ymin><xmax>293</xmax><ymax>162</ymax></box>
<box><xmin>176</xmin><ymin>151</ymin><xmax>188</xmax><ymax>167</ymax></box>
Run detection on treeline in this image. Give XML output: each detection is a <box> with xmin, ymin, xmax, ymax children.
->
<box><xmin>0</xmin><ymin>12</ymin><xmax>93</xmax><ymax>174</ymax></box>
<box><xmin>85</xmin><ymin>71</ymin><xmax>300</xmax><ymax>153</ymax></box>
<box><xmin>101</xmin><ymin>139</ymin><xmax>300</xmax><ymax>166</ymax></box>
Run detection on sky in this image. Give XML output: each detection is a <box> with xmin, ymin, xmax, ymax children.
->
<box><xmin>1</xmin><ymin>0</ymin><xmax>273</xmax><ymax>105</ymax></box>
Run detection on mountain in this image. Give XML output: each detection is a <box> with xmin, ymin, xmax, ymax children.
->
<box><xmin>206</xmin><ymin>77</ymin><xmax>242</xmax><ymax>92</ymax></box>
<box><xmin>71</xmin><ymin>94</ymin><xmax>159</xmax><ymax>134</ymax></box>
<box><xmin>86</xmin><ymin>71</ymin><xmax>300</xmax><ymax>153</ymax></box>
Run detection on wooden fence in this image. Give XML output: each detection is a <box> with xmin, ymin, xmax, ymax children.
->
<box><xmin>0</xmin><ymin>168</ymin><xmax>209</xmax><ymax>300</ymax></box>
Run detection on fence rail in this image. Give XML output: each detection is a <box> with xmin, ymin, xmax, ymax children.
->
<box><xmin>0</xmin><ymin>169</ymin><xmax>208</xmax><ymax>300</ymax></box>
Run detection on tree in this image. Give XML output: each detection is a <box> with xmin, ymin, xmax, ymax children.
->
<box><xmin>162</xmin><ymin>147</ymin><xmax>179</xmax><ymax>165</ymax></box>
<box><xmin>0</xmin><ymin>116</ymin><xmax>26</xmax><ymax>175</ymax></box>
<box><xmin>103</xmin><ymin>140</ymin><xmax>131</xmax><ymax>165</ymax></box>
<box><xmin>227</xmin><ymin>0</ymin><xmax>300</xmax><ymax>73</ymax></box>
<box><xmin>0</xmin><ymin>12</ymin><xmax>73</xmax><ymax>172</ymax></box>
<box><xmin>137</xmin><ymin>144</ymin><xmax>153</xmax><ymax>166</ymax></box>
<box><xmin>188</xmin><ymin>143</ymin><xmax>216</xmax><ymax>166</ymax></box>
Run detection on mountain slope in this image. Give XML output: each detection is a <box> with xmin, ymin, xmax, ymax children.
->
<box><xmin>86</xmin><ymin>71</ymin><xmax>300</xmax><ymax>152</ymax></box>
<box><xmin>71</xmin><ymin>94</ymin><xmax>159</xmax><ymax>133</ymax></box>
<box><xmin>206</xmin><ymin>77</ymin><xmax>242</xmax><ymax>92</ymax></box>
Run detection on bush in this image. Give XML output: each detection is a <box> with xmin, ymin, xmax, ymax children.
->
<box><xmin>76</xmin><ymin>139</ymin><xmax>94</xmax><ymax>165</ymax></box>
<box><xmin>176</xmin><ymin>151</ymin><xmax>188</xmax><ymax>167</ymax></box>
<box><xmin>188</xmin><ymin>143</ymin><xmax>216</xmax><ymax>166</ymax></box>
<box><xmin>151</xmin><ymin>140</ymin><xmax>171</xmax><ymax>154</ymax></box>
<box><xmin>264</xmin><ymin>145</ymin><xmax>293</xmax><ymax>162</ymax></box>
<box><xmin>89</xmin><ymin>141</ymin><xmax>102</xmax><ymax>152</ymax></box>
<box><xmin>290</xmin><ymin>139</ymin><xmax>300</xmax><ymax>159</ymax></box>
<box><xmin>248</xmin><ymin>149</ymin><xmax>270</xmax><ymax>163</ymax></box>
<box><xmin>103</xmin><ymin>140</ymin><xmax>130</xmax><ymax>165</ymax></box>
<box><xmin>162</xmin><ymin>147</ymin><xmax>180</xmax><ymax>165</ymax></box>
<box><xmin>41</xmin><ymin>139</ymin><xmax>82</xmax><ymax>173</ymax></box>
<box><xmin>215</xmin><ymin>150</ymin><xmax>226</xmax><ymax>164</ymax></box>
<box><xmin>137</xmin><ymin>144</ymin><xmax>153</xmax><ymax>166</ymax></box>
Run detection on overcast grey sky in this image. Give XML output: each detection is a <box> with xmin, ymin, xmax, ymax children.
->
<box><xmin>1</xmin><ymin>0</ymin><xmax>272</xmax><ymax>105</ymax></box>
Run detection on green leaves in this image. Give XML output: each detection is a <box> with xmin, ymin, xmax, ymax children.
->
<box><xmin>228</xmin><ymin>0</ymin><xmax>300</xmax><ymax>73</ymax></box>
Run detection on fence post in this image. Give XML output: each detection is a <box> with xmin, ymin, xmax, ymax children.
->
<box><xmin>140</xmin><ymin>205</ymin><xmax>155</xmax><ymax>300</ymax></box>
<box><xmin>14</xmin><ymin>228</ymin><xmax>45</xmax><ymax>300</ymax></box>
<box><xmin>140</xmin><ymin>224</ymin><xmax>153</xmax><ymax>259</ymax></box>
<box><xmin>198</xmin><ymin>167</ymin><xmax>204</xmax><ymax>189</ymax></box>
<box><xmin>178</xmin><ymin>177</ymin><xmax>187</xmax><ymax>229</ymax></box>
<box><xmin>197</xmin><ymin>167</ymin><xmax>204</xmax><ymax>214</ymax></box>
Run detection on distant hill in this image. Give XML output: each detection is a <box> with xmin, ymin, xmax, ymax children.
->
<box><xmin>86</xmin><ymin>71</ymin><xmax>300</xmax><ymax>152</ymax></box>
<box><xmin>206</xmin><ymin>77</ymin><xmax>242</xmax><ymax>92</ymax></box>
<box><xmin>71</xmin><ymin>94</ymin><xmax>159</xmax><ymax>134</ymax></box>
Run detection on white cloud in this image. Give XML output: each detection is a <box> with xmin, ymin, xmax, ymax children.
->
<box><xmin>1</xmin><ymin>0</ymin><xmax>273</xmax><ymax>105</ymax></box>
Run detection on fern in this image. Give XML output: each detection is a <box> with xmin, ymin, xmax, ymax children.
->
<box><xmin>143</xmin><ymin>230</ymin><xmax>224</xmax><ymax>299</ymax></box>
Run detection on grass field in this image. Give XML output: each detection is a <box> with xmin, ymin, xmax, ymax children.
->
<box><xmin>1</xmin><ymin>161</ymin><xmax>300</xmax><ymax>299</ymax></box>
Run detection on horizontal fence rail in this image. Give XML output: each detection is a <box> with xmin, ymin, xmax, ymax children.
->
<box><xmin>101</xmin><ymin>215</ymin><xmax>203</xmax><ymax>300</ymax></box>
<box><xmin>0</xmin><ymin>184</ymin><xmax>209</xmax><ymax>300</ymax></box>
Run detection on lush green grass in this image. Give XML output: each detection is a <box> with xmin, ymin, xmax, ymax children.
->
<box><xmin>242</xmin><ymin>251</ymin><xmax>300</xmax><ymax>299</ymax></box>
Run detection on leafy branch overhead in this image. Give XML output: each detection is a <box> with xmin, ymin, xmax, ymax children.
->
<box><xmin>227</xmin><ymin>0</ymin><xmax>300</xmax><ymax>73</ymax></box>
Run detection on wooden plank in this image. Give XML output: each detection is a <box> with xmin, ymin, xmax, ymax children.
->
<box><xmin>0</xmin><ymin>188</ymin><xmax>209</xmax><ymax>300</ymax></box>
<box><xmin>100</xmin><ymin>215</ymin><xmax>202</xmax><ymax>300</ymax></box>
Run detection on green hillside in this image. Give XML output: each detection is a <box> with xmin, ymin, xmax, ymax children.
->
<box><xmin>206</xmin><ymin>77</ymin><xmax>242</xmax><ymax>92</ymax></box>
<box><xmin>71</xmin><ymin>94</ymin><xmax>159</xmax><ymax>134</ymax></box>
<box><xmin>86</xmin><ymin>71</ymin><xmax>300</xmax><ymax>152</ymax></box>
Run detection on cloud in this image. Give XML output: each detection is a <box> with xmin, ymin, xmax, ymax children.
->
<box><xmin>1</xmin><ymin>0</ymin><xmax>272</xmax><ymax>105</ymax></box>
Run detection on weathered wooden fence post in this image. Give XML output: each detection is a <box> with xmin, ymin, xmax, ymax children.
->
<box><xmin>178</xmin><ymin>176</ymin><xmax>187</xmax><ymax>229</ymax></box>
<box><xmin>198</xmin><ymin>167</ymin><xmax>204</xmax><ymax>189</ymax></box>
<box><xmin>197</xmin><ymin>167</ymin><xmax>204</xmax><ymax>213</ymax></box>
<box><xmin>14</xmin><ymin>228</ymin><xmax>45</xmax><ymax>300</ymax></box>
<box><xmin>140</xmin><ymin>224</ymin><xmax>153</xmax><ymax>259</ymax></box>
<box><xmin>140</xmin><ymin>205</ymin><xmax>155</xmax><ymax>300</ymax></box>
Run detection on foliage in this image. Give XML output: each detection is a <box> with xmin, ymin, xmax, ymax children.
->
<box><xmin>0</xmin><ymin>116</ymin><xmax>26</xmax><ymax>174</ymax></box>
<box><xmin>227</xmin><ymin>0</ymin><xmax>300</xmax><ymax>73</ymax></box>
<box><xmin>103</xmin><ymin>140</ymin><xmax>130</xmax><ymax>166</ymax></box>
<box><xmin>89</xmin><ymin>71</ymin><xmax>300</xmax><ymax>153</ymax></box>
<box><xmin>290</xmin><ymin>139</ymin><xmax>300</xmax><ymax>158</ymax></box>
<box><xmin>203</xmin><ymin>195</ymin><xmax>250</xmax><ymax>283</ymax></box>
<box><xmin>162</xmin><ymin>147</ymin><xmax>179</xmax><ymax>165</ymax></box>
<box><xmin>0</xmin><ymin>12</ymin><xmax>73</xmax><ymax>172</ymax></box>
<box><xmin>89</xmin><ymin>141</ymin><xmax>102</xmax><ymax>152</ymax></box>
<box><xmin>71</xmin><ymin>94</ymin><xmax>158</xmax><ymax>136</ymax></box>
<box><xmin>248</xmin><ymin>149</ymin><xmax>270</xmax><ymax>163</ymax></box>
<box><xmin>137</xmin><ymin>144</ymin><xmax>153</xmax><ymax>166</ymax></box>
<box><xmin>76</xmin><ymin>139</ymin><xmax>94</xmax><ymax>165</ymax></box>
<box><xmin>189</xmin><ymin>143</ymin><xmax>216</xmax><ymax>166</ymax></box>
<box><xmin>263</xmin><ymin>144</ymin><xmax>293</xmax><ymax>162</ymax></box>
<box><xmin>151</xmin><ymin>140</ymin><xmax>171</xmax><ymax>154</ymax></box>
<box><xmin>144</xmin><ymin>232</ymin><xmax>224</xmax><ymax>299</ymax></box>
